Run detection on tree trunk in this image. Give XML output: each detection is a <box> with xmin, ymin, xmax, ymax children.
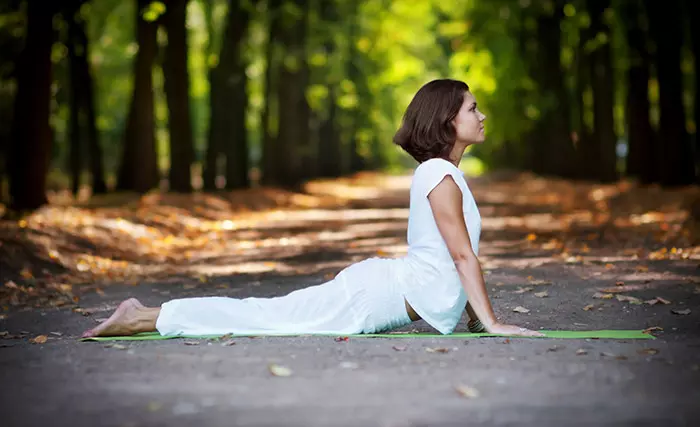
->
<box><xmin>260</xmin><ymin>0</ymin><xmax>281</xmax><ymax>185</ymax></box>
<box><xmin>588</xmin><ymin>0</ymin><xmax>617</xmax><ymax>182</ymax></box>
<box><xmin>78</xmin><ymin>23</ymin><xmax>108</xmax><ymax>195</ymax></box>
<box><xmin>117</xmin><ymin>0</ymin><xmax>159</xmax><ymax>193</ymax></box>
<box><xmin>535</xmin><ymin>1</ymin><xmax>577</xmax><ymax>178</ymax></box>
<box><xmin>346</xmin><ymin>0</ymin><xmax>365</xmax><ymax>173</ymax></box>
<box><xmin>276</xmin><ymin>0</ymin><xmax>311</xmax><ymax>187</ymax></box>
<box><xmin>689</xmin><ymin>0</ymin><xmax>700</xmax><ymax>183</ymax></box>
<box><xmin>647</xmin><ymin>0</ymin><xmax>694</xmax><ymax>186</ymax></box>
<box><xmin>67</xmin><ymin>13</ymin><xmax>83</xmax><ymax>197</ymax></box>
<box><xmin>205</xmin><ymin>0</ymin><xmax>251</xmax><ymax>190</ymax></box>
<box><xmin>620</xmin><ymin>1</ymin><xmax>656</xmax><ymax>183</ymax></box>
<box><xmin>163</xmin><ymin>0</ymin><xmax>194</xmax><ymax>192</ymax></box>
<box><xmin>316</xmin><ymin>0</ymin><xmax>341</xmax><ymax>177</ymax></box>
<box><xmin>575</xmin><ymin>19</ymin><xmax>595</xmax><ymax>180</ymax></box>
<box><xmin>8</xmin><ymin>2</ymin><xmax>55</xmax><ymax>210</ymax></box>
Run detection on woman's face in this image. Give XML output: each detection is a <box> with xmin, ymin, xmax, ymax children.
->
<box><xmin>453</xmin><ymin>91</ymin><xmax>486</xmax><ymax>145</ymax></box>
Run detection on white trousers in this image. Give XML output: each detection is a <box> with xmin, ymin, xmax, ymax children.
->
<box><xmin>155</xmin><ymin>257</ymin><xmax>413</xmax><ymax>336</ymax></box>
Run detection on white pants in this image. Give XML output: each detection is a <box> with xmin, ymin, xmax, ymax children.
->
<box><xmin>155</xmin><ymin>257</ymin><xmax>413</xmax><ymax>336</ymax></box>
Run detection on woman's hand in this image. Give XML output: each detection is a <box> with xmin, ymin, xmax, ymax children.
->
<box><xmin>485</xmin><ymin>322</ymin><xmax>544</xmax><ymax>337</ymax></box>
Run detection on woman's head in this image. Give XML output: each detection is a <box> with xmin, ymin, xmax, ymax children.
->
<box><xmin>393</xmin><ymin>79</ymin><xmax>486</xmax><ymax>163</ymax></box>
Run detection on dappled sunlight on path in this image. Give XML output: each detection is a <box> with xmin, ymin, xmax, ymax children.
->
<box><xmin>1</xmin><ymin>170</ymin><xmax>698</xmax><ymax>309</ymax></box>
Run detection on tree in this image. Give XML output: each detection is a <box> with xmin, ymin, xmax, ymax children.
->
<box><xmin>620</xmin><ymin>1</ymin><xmax>656</xmax><ymax>183</ymax></box>
<box><xmin>689</xmin><ymin>0</ymin><xmax>700</xmax><ymax>183</ymax></box>
<box><xmin>203</xmin><ymin>0</ymin><xmax>253</xmax><ymax>190</ymax></box>
<box><xmin>117</xmin><ymin>0</ymin><xmax>160</xmax><ymax>193</ymax></box>
<box><xmin>8</xmin><ymin>2</ymin><xmax>56</xmax><ymax>210</ymax></box>
<box><xmin>275</xmin><ymin>0</ymin><xmax>311</xmax><ymax>186</ymax></box>
<box><xmin>315</xmin><ymin>0</ymin><xmax>342</xmax><ymax>177</ymax></box>
<box><xmin>533</xmin><ymin>1</ymin><xmax>578</xmax><ymax>178</ymax></box>
<box><xmin>646</xmin><ymin>0</ymin><xmax>695</xmax><ymax>186</ymax></box>
<box><xmin>587</xmin><ymin>0</ymin><xmax>617</xmax><ymax>182</ymax></box>
<box><xmin>260</xmin><ymin>0</ymin><xmax>282</xmax><ymax>185</ymax></box>
<box><xmin>65</xmin><ymin>0</ymin><xmax>107</xmax><ymax>196</ymax></box>
<box><xmin>162</xmin><ymin>0</ymin><xmax>195</xmax><ymax>192</ymax></box>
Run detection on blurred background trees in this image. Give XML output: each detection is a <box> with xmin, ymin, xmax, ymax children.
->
<box><xmin>0</xmin><ymin>0</ymin><xmax>697</xmax><ymax>211</ymax></box>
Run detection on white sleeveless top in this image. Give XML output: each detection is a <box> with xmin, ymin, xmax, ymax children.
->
<box><xmin>401</xmin><ymin>158</ymin><xmax>482</xmax><ymax>334</ymax></box>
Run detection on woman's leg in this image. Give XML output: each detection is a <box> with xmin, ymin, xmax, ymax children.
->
<box><xmin>81</xmin><ymin>298</ymin><xmax>161</xmax><ymax>338</ymax></box>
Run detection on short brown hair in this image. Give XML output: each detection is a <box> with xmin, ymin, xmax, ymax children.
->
<box><xmin>393</xmin><ymin>79</ymin><xmax>469</xmax><ymax>163</ymax></box>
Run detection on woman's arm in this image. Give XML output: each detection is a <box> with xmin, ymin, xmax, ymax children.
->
<box><xmin>427</xmin><ymin>175</ymin><xmax>542</xmax><ymax>337</ymax></box>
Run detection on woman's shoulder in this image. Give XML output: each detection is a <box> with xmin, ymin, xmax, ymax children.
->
<box><xmin>415</xmin><ymin>158</ymin><xmax>460</xmax><ymax>174</ymax></box>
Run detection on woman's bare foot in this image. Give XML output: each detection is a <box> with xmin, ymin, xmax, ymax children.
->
<box><xmin>81</xmin><ymin>298</ymin><xmax>148</xmax><ymax>338</ymax></box>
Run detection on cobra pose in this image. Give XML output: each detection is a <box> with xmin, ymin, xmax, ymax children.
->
<box><xmin>81</xmin><ymin>79</ymin><xmax>543</xmax><ymax>339</ymax></box>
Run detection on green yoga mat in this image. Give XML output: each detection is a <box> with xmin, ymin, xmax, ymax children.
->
<box><xmin>80</xmin><ymin>329</ymin><xmax>654</xmax><ymax>342</ymax></box>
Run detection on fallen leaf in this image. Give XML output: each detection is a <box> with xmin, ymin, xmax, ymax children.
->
<box><xmin>636</xmin><ymin>265</ymin><xmax>649</xmax><ymax>272</ymax></box>
<box><xmin>183</xmin><ymin>341</ymin><xmax>200</xmax><ymax>346</ymax></box>
<box><xmin>600</xmin><ymin>352</ymin><xmax>616</xmax><ymax>357</ymax></box>
<box><xmin>576</xmin><ymin>349</ymin><xmax>588</xmax><ymax>355</ymax></box>
<box><xmin>269</xmin><ymin>364</ymin><xmax>293</xmax><ymax>377</ymax></box>
<box><xmin>339</xmin><ymin>361</ymin><xmax>358</xmax><ymax>369</ymax></box>
<box><xmin>105</xmin><ymin>344</ymin><xmax>127</xmax><ymax>350</ymax></box>
<box><xmin>645</xmin><ymin>297</ymin><xmax>671</xmax><ymax>305</ymax></box>
<box><xmin>593</xmin><ymin>292</ymin><xmax>614</xmax><ymax>299</ymax></box>
<box><xmin>528</xmin><ymin>279</ymin><xmax>552</xmax><ymax>286</ymax></box>
<box><xmin>425</xmin><ymin>347</ymin><xmax>449</xmax><ymax>353</ymax></box>
<box><xmin>642</xmin><ymin>326</ymin><xmax>663</xmax><ymax>334</ymax></box>
<box><xmin>616</xmin><ymin>295</ymin><xmax>642</xmax><ymax>304</ymax></box>
<box><xmin>534</xmin><ymin>291</ymin><xmax>549</xmax><ymax>298</ymax></box>
<box><xmin>583</xmin><ymin>304</ymin><xmax>595</xmax><ymax>311</ymax></box>
<box><xmin>513</xmin><ymin>286</ymin><xmax>533</xmax><ymax>294</ymax></box>
<box><xmin>334</xmin><ymin>336</ymin><xmax>349</xmax><ymax>342</ymax></box>
<box><xmin>512</xmin><ymin>306</ymin><xmax>530</xmax><ymax>313</ymax></box>
<box><xmin>30</xmin><ymin>335</ymin><xmax>47</xmax><ymax>344</ymax></box>
<box><xmin>671</xmin><ymin>309</ymin><xmax>691</xmax><ymax>315</ymax></box>
<box><xmin>615</xmin><ymin>355</ymin><xmax>628</xmax><ymax>361</ymax></box>
<box><xmin>392</xmin><ymin>346</ymin><xmax>407</xmax><ymax>351</ymax></box>
<box><xmin>147</xmin><ymin>401</ymin><xmax>163</xmax><ymax>412</ymax></box>
<box><xmin>547</xmin><ymin>345</ymin><xmax>563</xmax><ymax>352</ymax></box>
<box><xmin>615</xmin><ymin>281</ymin><xmax>625</xmax><ymax>286</ymax></box>
<box><xmin>605</xmin><ymin>263</ymin><xmax>614</xmax><ymax>269</ymax></box>
<box><xmin>49</xmin><ymin>332</ymin><xmax>62</xmax><ymax>337</ymax></box>
<box><xmin>638</xmin><ymin>348</ymin><xmax>659</xmax><ymax>355</ymax></box>
<box><xmin>222</xmin><ymin>340</ymin><xmax>236</xmax><ymax>346</ymax></box>
<box><xmin>455</xmin><ymin>385</ymin><xmax>480</xmax><ymax>399</ymax></box>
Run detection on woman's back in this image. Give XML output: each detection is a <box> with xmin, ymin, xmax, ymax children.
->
<box><xmin>400</xmin><ymin>158</ymin><xmax>482</xmax><ymax>334</ymax></box>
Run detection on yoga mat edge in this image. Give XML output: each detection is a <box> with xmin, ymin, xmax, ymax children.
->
<box><xmin>79</xmin><ymin>329</ymin><xmax>655</xmax><ymax>342</ymax></box>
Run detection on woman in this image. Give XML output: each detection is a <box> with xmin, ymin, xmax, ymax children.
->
<box><xmin>81</xmin><ymin>79</ymin><xmax>542</xmax><ymax>339</ymax></box>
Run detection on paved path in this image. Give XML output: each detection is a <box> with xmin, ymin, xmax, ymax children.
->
<box><xmin>1</xmin><ymin>172</ymin><xmax>699</xmax><ymax>426</ymax></box>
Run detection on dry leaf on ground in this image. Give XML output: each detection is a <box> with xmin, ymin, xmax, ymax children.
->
<box><xmin>638</xmin><ymin>348</ymin><xmax>659</xmax><ymax>355</ymax></box>
<box><xmin>455</xmin><ymin>385</ymin><xmax>480</xmax><ymax>399</ymax></box>
<box><xmin>671</xmin><ymin>309</ymin><xmax>691</xmax><ymax>315</ymax></box>
<box><xmin>513</xmin><ymin>287</ymin><xmax>533</xmax><ymax>294</ymax></box>
<box><xmin>534</xmin><ymin>291</ymin><xmax>549</xmax><ymax>298</ymax></box>
<box><xmin>392</xmin><ymin>346</ymin><xmax>407</xmax><ymax>351</ymax></box>
<box><xmin>583</xmin><ymin>304</ymin><xmax>595</xmax><ymax>311</ymax></box>
<box><xmin>30</xmin><ymin>335</ymin><xmax>47</xmax><ymax>344</ymax></box>
<box><xmin>616</xmin><ymin>295</ymin><xmax>642</xmax><ymax>304</ymax></box>
<box><xmin>576</xmin><ymin>349</ymin><xmax>588</xmax><ymax>355</ymax></box>
<box><xmin>268</xmin><ymin>364</ymin><xmax>293</xmax><ymax>377</ymax></box>
<box><xmin>593</xmin><ymin>292</ymin><xmax>614</xmax><ymax>299</ymax></box>
<box><xmin>642</xmin><ymin>326</ymin><xmax>663</xmax><ymax>334</ymax></box>
<box><xmin>645</xmin><ymin>297</ymin><xmax>671</xmax><ymax>305</ymax></box>
<box><xmin>425</xmin><ymin>347</ymin><xmax>449</xmax><ymax>353</ymax></box>
<box><xmin>513</xmin><ymin>306</ymin><xmax>530</xmax><ymax>313</ymax></box>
